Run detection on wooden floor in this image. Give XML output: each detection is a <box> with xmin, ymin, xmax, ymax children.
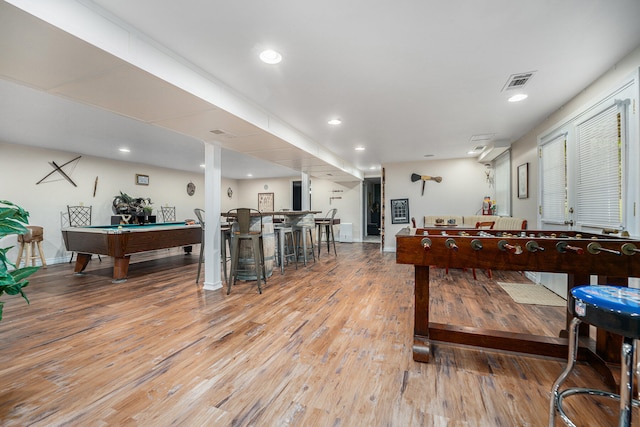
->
<box><xmin>0</xmin><ymin>243</ymin><xmax>631</xmax><ymax>426</ymax></box>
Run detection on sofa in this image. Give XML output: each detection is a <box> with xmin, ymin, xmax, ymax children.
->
<box><xmin>422</xmin><ymin>215</ymin><xmax>527</xmax><ymax>230</ymax></box>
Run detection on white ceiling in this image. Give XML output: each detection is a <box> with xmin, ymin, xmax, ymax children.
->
<box><xmin>2</xmin><ymin>0</ymin><xmax>640</xmax><ymax>181</ymax></box>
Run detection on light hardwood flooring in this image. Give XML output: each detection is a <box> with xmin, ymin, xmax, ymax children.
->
<box><xmin>0</xmin><ymin>243</ymin><xmax>631</xmax><ymax>426</ymax></box>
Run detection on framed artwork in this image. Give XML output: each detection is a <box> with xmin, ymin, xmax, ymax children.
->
<box><xmin>258</xmin><ymin>192</ymin><xmax>274</xmax><ymax>212</ymax></box>
<box><xmin>517</xmin><ymin>163</ymin><xmax>528</xmax><ymax>199</ymax></box>
<box><xmin>391</xmin><ymin>198</ymin><xmax>410</xmax><ymax>224</ymax></box>
<box><xmin>136</xmin><ymin>174</ymin><xmax>149</xmax><ymax>185</ymax></box>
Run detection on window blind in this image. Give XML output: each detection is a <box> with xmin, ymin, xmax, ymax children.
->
<box><xmin>575</xmin><ymin>104</ymin><xmax>622</xmax><ymax>228</ymax></box>
<box><xmin>540</xmin><ymin>135</ymin><xmax>566</xmax><ymax>223</ymax></box>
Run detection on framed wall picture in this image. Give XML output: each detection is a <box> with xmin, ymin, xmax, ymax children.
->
<box><xmin>258</xmin><ymin>192</ymin><xmax>274</xmax><ymax>212</ymax></box>
<box><xmin>136</xmin><ymin>174</ymin><xmax>149</xmax><ymax>185</ymax></box>
<box><xmin>517</xmin><ymin>163</ymin><xmax>528</xmax><ymax>199</ymax></box>
<box><xmin>391</xmin><ymin>198</ymin><xmax>410</xmax><ymax>224</ymax></box>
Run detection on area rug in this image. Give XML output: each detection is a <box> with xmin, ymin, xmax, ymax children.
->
<box><xmin>497</xmin><ymin>282</ymin><xmax>566</xmax><ymax>306</ymax></box>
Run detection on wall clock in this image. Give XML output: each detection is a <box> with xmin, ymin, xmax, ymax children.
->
<box><xmin>187</xmin><ymin>182</ymin><xmax>196</xmax><ymax>196</ymax></box>
<box><xmin>227</xmin><ymin>187</ymin><xmax>233</xmax><ymax>198</ymax></box>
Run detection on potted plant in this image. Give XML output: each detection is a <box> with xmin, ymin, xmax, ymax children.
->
<box><xmin>142</xmin><ymin>205</ymin><xmax>153</xmax><ymax>223</ymax></box>
<box><xmin>112</xmin><ymin>192</ymin><xmax>153</xmax><ymax>223</ymax></box>
<box><xmin>0</xmin><ymin>200</ymin><xmax>39</xmax><ymax>321</ymax></box>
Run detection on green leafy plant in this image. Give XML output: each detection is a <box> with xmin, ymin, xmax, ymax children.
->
<box><xmin>112</xmin><ymin>191</ymin><xmax>152</xmax><ymax>215</ymax></box>
<box><xmin>0</xmin><ymin>200</ymin><xmax>39</xmax><ymax>321</ymax></box>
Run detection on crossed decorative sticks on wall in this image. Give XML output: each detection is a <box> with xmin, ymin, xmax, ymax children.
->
<box><xmin>36</xmin><ymin>155</ymin><xmax>81</xmax><ymax>187</ymax></box>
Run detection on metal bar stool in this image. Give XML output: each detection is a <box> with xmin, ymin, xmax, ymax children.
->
<box><xmin>16</xmin><ymin>226</ymin><xmax>47</xmax><ymax>268</ymax></box>
<box><xmin>289</xmin><ymin>213</ymin><xmax>315</xmax><ymax>266</ymax></box>
<box><xmin>316</xmin><ymin>208</ymin><xmax>337</xmax><ymax>257</ymax></box>
<box><xmin>194</xmin><ymin>208</ymin><xmax>230</xmax><ymax>286</ymax></box>
<box><xmin>228</xmin><ymin>208</ymin><xmax>266</xmax><ymax>294</ymax></box>
<box><xmin>274</xmin><ymin>222</ymin><xmax>297</xmax><ymax>274</ymax></box>
<box><xmin>549</xmin><ymin>285</ymin><xmax>640</xmax><ymax>426</ymax></box>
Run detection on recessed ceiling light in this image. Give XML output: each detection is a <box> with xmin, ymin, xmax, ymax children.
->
<box><xmin>423</xmin><ymin>154</ymin><xmax>434</xmax><ymax>158</ymax></box>
<box><xmin>259</xmin><ymin>49</ymin><xmax>282</xmax><ymax>64</ymax></box>
<box><xmin>200</xmin><ymin>164</ymin><xmax>205</xmax><ymax>168</ymax></box>
<box><xmin>119</xmin><ymin>148</ymin><xmax>130</xmax><ymax>153</ymax></box>
<box><xmin>328</xmin><ymin>118</ymin><xmax>342</xmax><ymax>125</ymax></box>
<box><xmin>355</xmin><ymin>146</ymin><xmax>365</xmax><ymax>151</ymax></box>
<box><xmin>508</xmin><ymin>93</ymin><xmax>528</xmax><ymax>102</ymax></box>
<box><xmin>247</xmin><ymin>173</ymin><xmax>253</xmax><ymax>177</ymax></box>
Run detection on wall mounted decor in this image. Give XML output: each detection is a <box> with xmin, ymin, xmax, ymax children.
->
<box><xmin>258</xmin><ymin>192</ymin><xmax>274</xmax><ymax>212</ymax></box>
<box><xmin>391</xmin><ymin>198</ymin><xmax>410</xmax><ymax>224</ymax></box>
<box><xmin>36</xmin><ymin>155</ymin><xmax>81</xmax><ymax>187</ymax></box>
<box><xmin>186</xmin><ymin>182</ymin><xmax>196</xmax><ymax>196</ymax></box>
<box><xmin>518</xmin><ymin>163</ymin><xmax>528</xmax><ymax>199</ymax></box>
<box><xmin>136</xmin><ymin>174</ymin><xmax>149</xmax><ymax>185</ymax></box>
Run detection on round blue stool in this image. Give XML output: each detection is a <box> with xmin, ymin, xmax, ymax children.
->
<box><xmin>549</xmin><ymin>285</ymin><xmax>640</xmax><ymax>426</ymax></box>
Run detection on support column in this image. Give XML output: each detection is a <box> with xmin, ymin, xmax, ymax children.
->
<box><xmin>301</xmin><ymin>172</ymin><xmax>311</xmax><ymax>210</ymax></box>
<box><xmin>203</xmin><ymin>143</ymin><xmax>222</xmax><ymax>291</ymax></box>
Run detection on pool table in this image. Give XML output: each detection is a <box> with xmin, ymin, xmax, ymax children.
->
<box><xmin>62</xmin><ymin>222</ymin><xmax>201</xmax><ymax>282</ymax></box>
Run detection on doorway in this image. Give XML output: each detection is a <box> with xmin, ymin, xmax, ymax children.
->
<box><xmin>363</xmin><ymin>177</ymin><xmax>381</xmax><ymax>239</ymax></box>
<box><xmin>292</xmin><ymin>180</ymin><xmax>302</xmax><ymax>210</ymax></box>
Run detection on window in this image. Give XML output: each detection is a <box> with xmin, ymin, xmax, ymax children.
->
<box><xmin>575</xmin><ymin>104</ymin><xmax>624</xmax><ymax>229</ymax></box>
<box><xmin>493</xmin><ymin>151</ymin><xmax>511</xmax><ymax>216</ymax></box>
<box><xmin>540</xmin><ymin>135</ymin><xmax>567</xmax><ymax>224</ymax></box>
<box><xmin>539</xmin><ymin>80</ymin><xmax>633</xmax><ymax>232</ymax></box>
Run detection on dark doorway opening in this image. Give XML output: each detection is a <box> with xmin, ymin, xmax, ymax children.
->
<box><xmin>364</xmin><ymin>178</ymin><xmax>381</xmax><ymax>236</ymax></box>
<box><xmin>292</xmin><ymin>180</ymin><xmax>302</xmax><ymax>211</ymax></box>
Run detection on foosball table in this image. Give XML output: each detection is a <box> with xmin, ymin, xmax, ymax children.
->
<box><xmin>396</xmin><ymin>227</ymin><xmax>640</xmax><ymax>385</ymax></box>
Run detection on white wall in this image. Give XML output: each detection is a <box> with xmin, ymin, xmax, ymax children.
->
<box><xmin>220</xmin><ymin>177</ymin><xmax>239</xmax><ymax>214</ymax></box>
<box><xmin>235</xmin><ymin>177</ymin><xmax>296</xmax><ymax>211</ymax></box>
<box><xmin>383</xmin><ymin>158</ymin><xmax>491</xmax><ymax>252</ymax></box>
<box><xmin>310</xmin><ymin>178</ymin><xmax>362</xmax><ymax>242</ymax></box>
<box><xmin>1</xmin><ymin>141</ymin><xmax>205</xmax><ymax>265</ymax></box>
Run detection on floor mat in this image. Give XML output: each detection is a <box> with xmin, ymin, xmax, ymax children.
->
<box><xmin>497</xmin><ymin>282</ymin><xmax>566</xmax><ymax>306</ymax></box>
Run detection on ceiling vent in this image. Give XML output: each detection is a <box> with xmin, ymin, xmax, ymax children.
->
<box><xmin>502</xmin><ymin>72</ymin><xmax>535</xmax><ymax>91</ymax></box>
<box><xmin>470</xmin><ymin>133</ymin><xmax>495</xmax><ymax>143</ymax></box>
<box><xmin>209</xmin><ymin>128</ymin><xmax>236</xmax><ymax>138</ymax></box>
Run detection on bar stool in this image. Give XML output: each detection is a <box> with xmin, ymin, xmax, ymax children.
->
<box><xmin>228</xmin><ymin>208</ymin><xmax>266</xmax><ymax>294</ymax></box>
<box><xmin>194</xmin><ymin>208</ymin><xmax>230</xmax><ymax>286</ymax></box>
<box><xmin>274</xmin><ymin>222</ymin><xmax>297</xmax><ymax>274</ymax></box>
<box><xmin>16</xmin><ymin>226</ymin><xmax>47</xmax><ymax>268</ymax></box>
<box><xmin>193</xmin><ymin>208</ymin><xmax>231</xmax><ymax>285</ymax></box>
<box><xmin>316</xmin><ymin>208</ymin><xmax>337</xmax><ymax>257</ymax></box>
<box><xmin>549</xmin><ymin>285</ymin><xmax>640</xmax><ymax>426</ymax></box>
<box><xmin>290</xmin><ymin>214</ymin><xmax>316</xmax><ymax>266</ymax></box>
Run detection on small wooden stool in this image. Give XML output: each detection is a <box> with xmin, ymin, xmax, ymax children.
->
<box><xmin>16</xmin><ymin>226</ymin><xmax>47</xmax><ymax>268</ymax></box>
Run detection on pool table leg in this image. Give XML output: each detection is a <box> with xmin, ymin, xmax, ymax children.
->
<box><xmin>113</xmin><ymin>256</ymin><xmax>131</xmax><ymax>283</ymax></box>
<box><xmin>73</xmin><ymin>253</ymin><xmax>92</xmax><ymax>274</ymax></box>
